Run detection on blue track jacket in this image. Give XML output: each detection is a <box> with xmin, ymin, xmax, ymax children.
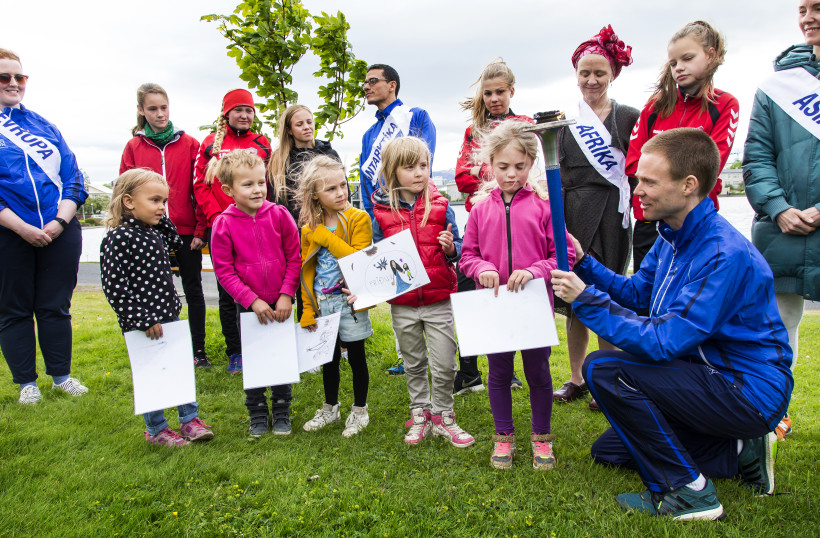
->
<box><xmin>0</xmin><ymin>105</ymin><xmax>87</xmax><ymax>228</ymax></box>
<box><xmin>572</xmin><ymin>198</ymin><xmax>793</xmax><ymax>430</ymax></box>
<box><xmin>359</xmin><ymin>99</ymin><xmax>436</xmax><ymax>216</ymax></box>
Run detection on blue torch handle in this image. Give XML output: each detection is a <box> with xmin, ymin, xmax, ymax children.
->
<box><xmin>546</xmin><ymin>167</ymin><xmax>569</xmax><ymax>271</ymax></box>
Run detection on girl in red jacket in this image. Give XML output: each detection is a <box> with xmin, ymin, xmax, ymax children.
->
<box><xmin>208</xmin><ymin>150</ymin><xmax>301</xmax><ymax>438</ymax></box>
<box><xmin>454</xmin><ymin>59</ymin><xmax>532</xmax><ymax>393</ymax></box>
<box><xmin>626</xmin><ymin>21</ymin><xmax>739</xmax><ymax>271</ymax></box>
<box><xmin>371</xmin><ymin>137</ymin><xmax>474</xmax><ymax>449</ymax></box>
<box><xmin>120</xmin><ymin>83</ymin><xmax>211</xmax><ymax>369</ymax></box>
<box><xmin>460</xmin><ymin>121</ymin><xmax>575</xmax><ymax>471</ymax></box>
<box><xmin>193</xmin><ymin>89</ymin><xmax>273</xmax><ymax>374</ymax></box>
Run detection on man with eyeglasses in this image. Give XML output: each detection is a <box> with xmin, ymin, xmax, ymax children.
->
<box><xmin>359</xmin><ymin>64</ymin><xmax>436</xmax><ymax>217</ymax></box>
<box><xmin>359</xmin><ymin>64</ymin><xmax>436</xmax><ymax>376</ymax></box>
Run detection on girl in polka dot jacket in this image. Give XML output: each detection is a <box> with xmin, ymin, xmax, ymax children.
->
<box><xmin>101</xmin><ymin>169</ymin><xmax>214</xmax><ymax>448</ymax></box>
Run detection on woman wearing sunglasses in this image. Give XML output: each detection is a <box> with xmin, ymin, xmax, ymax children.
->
<box><xmin>0</xmin><ymin>49</ymin><xmax>89</xmax><ymax>404</ymax></box>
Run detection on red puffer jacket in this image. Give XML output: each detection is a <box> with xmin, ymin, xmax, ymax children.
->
<box><xmin>372</xmin><ymin>185</ymin><xmax>456</xmax><ymax>307</ymax></box>
<box><xmin>193</xmin><ymin>127</ymin><xmax>272</xmax><ymax>227</ymax></box>
<box><xmin>625</xmin><ymin>88</ymin><xmax>739</xmax><ymax>220</ymax></box>
<box><xmin>455</xmin><ymin>112</ymin><xmax>533</xmax><ymax>211</ymax></box>
<box><xmin>120</xmin><ymin>130</ymin><xmax>205</xmax><ymax>237</ymax></box>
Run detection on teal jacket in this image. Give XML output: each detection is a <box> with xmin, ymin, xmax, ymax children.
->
<box><xmin>743</xmin><ymin>44</ymin><xmax>820</xmax><ymax>300</ymax></box>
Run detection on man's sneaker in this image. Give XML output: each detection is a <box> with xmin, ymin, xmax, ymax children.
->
<box><xmin>194</xmin><ymin>351</ymin><xmax>213</xmax><ymax>369</ymax></box>
<box><xmin>386</xmin><ymin>359</ymin><xmax>405</xmax><ymax>376</ymax></box>
<box><xmin>531</xmin><ymin>433</ymin><xmax>556</xmax><ymax>470</ymax></box>
<box><xmin>404</xmin><ymin>408</ymin><xmax>431</xmax><ymax>445</ymax></box>
<box><xmin>145</xmin><ymin>428</ymin><xmax>190</xmax><ymax>447</ymax></box>
<box><xmin>19</xmin><ymin>385</ymin><xmax>41</xmax><ymax>405</ymax></box>
<box><xmin>431</xmin><ymin>410</ymin><xmax>475</xmax><ymax>447</ymax></box>
<box><xmin>511</xmin><ymin>373</ymin><xmax>523</xmax><ymax>390</ymax></box>
<box><xmin>491</xmin><ymin>434</ymin><xmax>516</xmax><ymax>469</ymax></box>
<box><xmin>775</xmin><ymin>414</ymin><xmax>792</xmax><ymax>441</ymax></box>
<box><xmin>738</xmin><ymin>431</ymin><xmax>777</xmax><ymax>495</ymax></box>
<box><xmin>271</xmin><ymin>399</ymin><xmax>292</xmax><ymax>435</ymax></box>
<box><xmin>342</xmin><ymin>405</ymin><xmax>370</xmax><ymax>438</ymax></box>
<box><xmin>226</xmin><ymin>353</ymin><xmax>240</xmax><ymax>374</ymax></box>
<box><xmin>180</xmin><ymin>417</ymin><xmax>214</xmax><ymax>441</ymax></box>
<box><xmin>454</xmin><ymin>373</ymin><xmax>484</xmax><ymax>395</ymax></box>
<box><xmin>616</xmin><ymin>479</ymin><xmax>725</xmax><ymax>521</ymax></box>
<box><xmin>303</xmin><ymin>403</ymin><xmax>341</xmax><ymax>431</ymax></box>
<box><xmin>52</xmin><ymin>377</ymin><xmax>88</xmax><ymax>396</ymax></box>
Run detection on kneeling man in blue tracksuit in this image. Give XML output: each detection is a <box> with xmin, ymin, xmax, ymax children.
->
<box><xmin>552</xmin><ymin>128</ymin><xmax>793</xmax><ymax>521</ymax></box>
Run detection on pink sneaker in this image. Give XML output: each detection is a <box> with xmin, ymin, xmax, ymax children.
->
<box><xmin>531</xmin><ymin>433</ymin><xmax>556</xmax><ymax>470</ymax></box>
<box><xmin>491</xmin><ymin>434</ymin><xmax>516</xmax><ymax>469</ymax></box>
<box><xmin>431</xmin><ymin>410</ymin><xmax>475</xmax><ymax>448</ymax></box>
<box><xmin>404</xmin><ymin>408</ymin><xmax>431</xmax><ymax>445</ymax></box>
<box><xmin>180</xmin><ymin>417</ymin><xmax>214</xmax><ymax>441</ymax></box>
<box><xmin>145</xmin><ymin>428</ymin><xmax>190</xmax><ymax>447</ymax></box>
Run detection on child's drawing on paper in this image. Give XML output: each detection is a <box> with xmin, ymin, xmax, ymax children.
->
<box><xmin>390</xmin><ymin>259</ymin><xmax>412</xmax><ymax>294</ymax></box>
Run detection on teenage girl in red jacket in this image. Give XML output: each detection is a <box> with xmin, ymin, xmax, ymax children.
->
<box><xmin>625</xmin><ymin>21</ymin><xmax>739</xmax><ymax>272</ymax></box>
<box><xmin>193</xmin><ymin>89</ymin><xmax>272</xmax><ymax>373</ymax></box>
<box><xmin>120</xmin><ymin>83</ymin><xmax>211</xmax><ymax>368</ymax></box>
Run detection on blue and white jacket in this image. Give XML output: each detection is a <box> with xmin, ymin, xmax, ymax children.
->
<box><xmin>573</xmin><ymin>198</ymin><xmax>793</xmax><ymax>430</ymax></box>
<box><xmin>0</xmin><ymin>105</ymin><xmax>87</xmax><ymax>229</ymax></box>
<box><xmin>359</xmin><ymin>99</ymin><xmax>436</xmax><ymax>216</ymax></box>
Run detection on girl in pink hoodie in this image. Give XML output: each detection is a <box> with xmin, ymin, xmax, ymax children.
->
<box><xmin>208</xmin><ymin>150</ymin><xmax>301</xmax><ymax>438</ymax></box>
<box><xmin>460</xmin><ymin>121</ymin><xmax>575</xmax><ymax>471</ymax></box>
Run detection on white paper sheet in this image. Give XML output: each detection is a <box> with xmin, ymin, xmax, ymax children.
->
<box><xmin>124</xmin><ymin>320</ymin><xmax>197</xmax><ymax>415</ymax></box>
<box><xmin>450</xmin><ymin>278</ymin><xmax>559</xmax><ymax>356</ymax></box>
<box><xmin>240</xmin><ymin>311</ymin><xmax>301</xmax><ymax>389</ymax></box>
<box><xmin>296</xmin><ymin>312</ymin><xmax>341</xmax><ymax>373</ymax></box>
<box><xmin>338</xmin><ymin>229</ymin><xmax>430</xmax><ymax>309</ymax></box>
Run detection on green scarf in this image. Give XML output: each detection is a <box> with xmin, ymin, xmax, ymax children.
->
<box><xmin>143</xmin><ymin>121</ymin><xmax>176</xmax><ymax>147</ymax></box>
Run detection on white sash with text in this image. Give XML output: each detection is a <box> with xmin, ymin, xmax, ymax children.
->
<box><xmin>360</xmin><ymin>104</ymin><xmax>414</xmax><ymax>190</ymax></box>
<box><xmin>569</xmin><ymin>100</ymin><xmax>629</xmax><ymax>228</ymax></box>
<box><xmin>758</xmin><ymin>67</ymin><xmax>820</xmax><ymax>140</ymax></box>
<box><xmin>0</xmin><ymin>110</ymin><xmax>62</xmax><ymax>192</ymax></box>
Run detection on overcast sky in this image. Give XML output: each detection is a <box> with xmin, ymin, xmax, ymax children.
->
<box><xmin>4</xmin><ymin>1</ymin><xmax>803</xmax><ymax>184</ymax></box>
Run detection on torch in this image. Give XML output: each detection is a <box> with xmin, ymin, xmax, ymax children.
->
<box><xmin>524</xmin><ymin>111</ymin><xmax>575</xmax><ymax>272</ymax></box>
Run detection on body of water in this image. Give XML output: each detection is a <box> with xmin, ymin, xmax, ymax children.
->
<box><xmin>81</xmin><ymin>195</ymin><xmax>755</xmax><ymax>265</ymax></box>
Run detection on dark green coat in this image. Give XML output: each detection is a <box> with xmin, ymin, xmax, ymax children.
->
<box><xmin>743</xmin><ymin>44</ymin><xmax>820</xmax><ymax>300</ymax></box>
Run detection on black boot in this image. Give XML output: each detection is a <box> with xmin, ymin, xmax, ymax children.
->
<box><xmin>247</xmin><ymin>401</ymin><xmax>269</xmax><ymax>438</ymax></box>
<box><xmin>271</xmin><ymin>399</ymin><xmax>292</xmax><ymax>435</ymax></box>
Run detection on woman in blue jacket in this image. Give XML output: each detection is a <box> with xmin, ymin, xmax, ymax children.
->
<box><xmin>0</xmin><ymin>49</ymin><xmax>89</xmax><ymax>404</ymax></box>
<box><xmin>743</xmin><ymin>0</ymin><xmax>820</xmax><ymax>439</ymax></box>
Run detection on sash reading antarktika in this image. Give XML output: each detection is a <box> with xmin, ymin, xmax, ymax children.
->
<box><xmin>0</xmin><ymin>110</ymin><xmax>62</xmax><ymax>192</ymax></box>
<box><xmin>758</xmin><ymin>67</ymin><xmax>820</xmax><ymax>140</ymax></box>
<box><xmin>361</xmin><ymin>104</ymin><xmax>414</xmax><ymax>190</ymax></box>
<box><xmin>568</xmin><ymin>100</ymin><xmax>630</xmax><ymax>228</ymax></box>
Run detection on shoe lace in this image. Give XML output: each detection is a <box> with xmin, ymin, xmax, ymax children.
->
<box><xmin>441</xmin><ymin>416</ymin><xmax>469</xmax><ymax>439</ymax></box>
<box><xmin>493</xmin><ymin>441</ymin><xmax>513</xmax><ymax>455</ymax></box>
<box><xmin>532</xmin><ymin>441</ymin><xmax>553</xmax><ymax>456</ymax></box>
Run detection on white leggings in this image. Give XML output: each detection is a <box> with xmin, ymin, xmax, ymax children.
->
<box><xmin>775</xmin><ymin>292</ymin><xmax>804</xmax><ymax>371</ymax></box>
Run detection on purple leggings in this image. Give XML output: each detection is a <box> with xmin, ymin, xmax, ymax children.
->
<box><xmin>487</xmin><ymin>347</ymin><xmax>553</xmax><ymax>435</ymax></box>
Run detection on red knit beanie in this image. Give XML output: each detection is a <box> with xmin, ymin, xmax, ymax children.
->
<box><xmin>222</xmin><ymin>89</ymin><xmax>255</xmax><ymax>116</ymax></box>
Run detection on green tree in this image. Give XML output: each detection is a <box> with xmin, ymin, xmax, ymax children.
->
<box><xmin>730</xmin><ymin>159</ymin><xmax>742</xmax><ymax>169</ymax></box>
<box><xmin>202</xmin><ymin>1</ymin><xmax>367</xmax><ymax>139</ymax></box>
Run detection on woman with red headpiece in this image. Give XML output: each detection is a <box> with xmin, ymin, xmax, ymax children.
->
<box><xmin>553</xmin><ymin>25</ymin><xmax>639</xmax><ymax>410</ymax></box>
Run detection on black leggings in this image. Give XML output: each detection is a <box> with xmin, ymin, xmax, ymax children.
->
<box><xmin>323</xmin><ymin>338</ymin><xmax>368</xmax><ymax>407</ymax></box>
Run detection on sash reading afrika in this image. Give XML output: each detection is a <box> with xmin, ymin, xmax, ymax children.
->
<box><xmin>759</xmin><ymin>67</ymin><xmax>820</xmax><ymax>140</ymax></box>
<box><xmin>361</xmin><ymin>104</ymin><xmax>413</xmax><ymax>191</ymax></box>
<box><xmin>569</xmin><ymin>100</ymin><xmax>630</xmax><ymax>228</ymax></box>
<box><xmin>0</xmin><ymin>110</ymin><xmax>63</xmax><ymax>192</ymax></box>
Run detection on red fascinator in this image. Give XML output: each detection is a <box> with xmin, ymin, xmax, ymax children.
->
<box><xmin>571</xmin><ymin>25</ymin><xmax>633</xmax><ymax>79</ymax></box>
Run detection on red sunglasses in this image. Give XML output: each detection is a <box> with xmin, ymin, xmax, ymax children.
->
<box><xmin>0</xmin><ymin>74</ymin><xmax>29</xmax><ymax>85</ymax></box>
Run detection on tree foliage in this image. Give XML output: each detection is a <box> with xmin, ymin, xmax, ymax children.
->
<box><xmin>202</xmin><ymin>0</ymin><xmax>367</xmax><ymax>140</ymax></box>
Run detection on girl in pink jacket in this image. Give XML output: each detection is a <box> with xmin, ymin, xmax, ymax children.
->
<box><xmin>209</xmin><ymin>150</ymin><xmax>301</xmax><ymax>437</ymax></box>
<box><xmin>460</xmin><ymin>121</ymin><xmax>575</xmax><ymax>471</ymax></box>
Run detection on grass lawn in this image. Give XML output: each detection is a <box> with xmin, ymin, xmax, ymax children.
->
<box><xmin>0</xmin><ymin>289</ymin><xmax>817</xmax><ymax>536</ymax></box>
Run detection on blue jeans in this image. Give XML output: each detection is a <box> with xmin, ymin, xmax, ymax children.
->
<box><xmin>143</xmin><ymin>402</ymin><xmax>199</xmax><ymax>436</ymax></box>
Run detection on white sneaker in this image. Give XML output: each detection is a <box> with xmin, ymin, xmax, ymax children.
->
<box><xmin>302</xmin><ymin>402</ymin><xmax>340</xmax><ymax>431</ymax></box>
<box><xmin>342</xmin><ymin>405</ymin><xmax>369</xmax><ymax>438</ymax></box>
<box><xmin>19</xmin><ymin>385</ymin><xmax>42</xmax><ymax>404</ymax></box>
<box><xmin>52</xmin><ymin>377</ymin><xmax>89</xmax><ymax>396</ymax></box>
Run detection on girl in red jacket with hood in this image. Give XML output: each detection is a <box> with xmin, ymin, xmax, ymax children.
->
<box><xmin>120</xmin><ymin>83</ymin><xmax>211</xmax><ymax>368</ymax></box>
<box><xmin>626</xmin><ymin>21</ymin><xmax>739</xmax><ymax>272</ymax></box>
<box><xmin>193</xmin><ymin>89</ymin><xmax>272</xmax><ymax>374</ymax></box>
